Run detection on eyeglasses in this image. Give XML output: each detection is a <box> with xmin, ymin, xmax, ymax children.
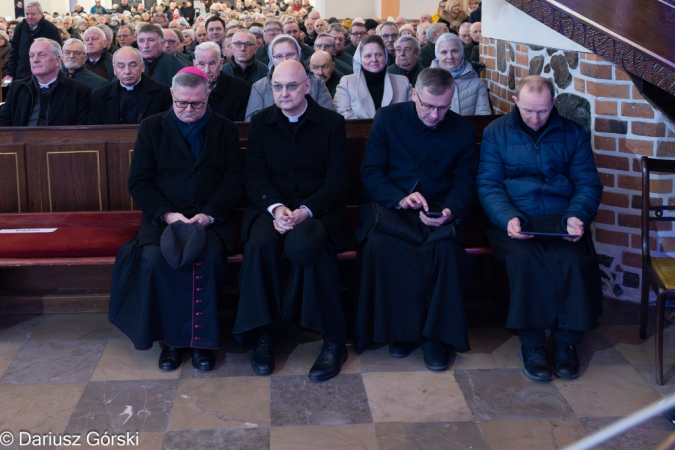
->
<box><xmin>232</xmin><ymin>41</ymin><xmax>255</xmax><ymax>48</ymax></box>
<box><xmin>416</xmin><ymin>95</ymin><xmax>450</xmax><ymax>112</ymax></box>
<box><xmin>395</xmin><ymin>47</ymin><xmax>416</xmax><ymax>54</ymax></box>
<box><xmin>381</xmin><ymin>33</ymin><xmax>399</xmax><ymax>40</ymax></box>
<box><xmin>264</xmin><ymin>27</ymin><xmax>282</xmax><ymax>34</ymax></box>
<box><xmin>272</xmin><ymin>52</ymin><xmax>298</xmax><ymax>61</ymax></box>
<box><xmin>63</xmin><ymin>50</ymin><xmax>85</xmax><ymax>56</ymax></box>
<box><xmin>271</xmin><ymin>79</ymin><xmax>307</xmax><ymax>92</ymax></box>
<box><xmin>350</xmin><ymin>31</ymin><xmax>366</xmax><ymax>37</ymax></box>
<box><xmin>174</xmin><ymin>100</ymin><xmax>207</xmax><ymax>109</ymax></box>
<box><xmin>164</xmin><ymin>39</ymin><xmax>178</xmax><ymax>45</ymax></box>
<box><xmin>314</xmin><ymin>43</ymin><xmax>334</xmax><ymax>49</ymax></box>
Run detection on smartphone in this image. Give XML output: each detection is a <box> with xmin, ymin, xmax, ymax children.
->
<box><xmin>423</xmin><ymin>210</ymin><xmax>443</xmax><ymax>218</ymax></box>
<box><xmin>521</xmin><ymin>231</ymin><xmax>579</xmax><ymax>238</ymax></box>
<box><xmin>1</xmin><ymin>79</ymin><xmax>10</xmax><ymax>87</ymax></box>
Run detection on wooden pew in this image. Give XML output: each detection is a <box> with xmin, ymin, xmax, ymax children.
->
<box><xmin>0</xmin><ymin>116</ymin><xmax>501</xmax><ymax>314</ymax></box>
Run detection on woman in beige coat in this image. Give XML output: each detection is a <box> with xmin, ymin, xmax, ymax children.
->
<box><xmin>333</xmin><ymin>35</ymin><xmax>411</xmax><ymax>120</ymax></box>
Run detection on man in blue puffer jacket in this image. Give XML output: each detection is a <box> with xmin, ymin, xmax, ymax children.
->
<box><xmin>477</xmin><ymin>76</ymin><xmax>603</xmax><ymax>382</ymax></box>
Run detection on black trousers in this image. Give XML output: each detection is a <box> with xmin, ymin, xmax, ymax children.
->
<box><xmin>234</xmin><ymin>215</ymin><xmax>347</xmax><ymax>343</ymax></box>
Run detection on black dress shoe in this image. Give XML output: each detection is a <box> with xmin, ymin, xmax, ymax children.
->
<box><xmin>553</xmin><ymin>340</ymin><xmax>580</xmax><ymax>379</ymax></box>
<box><xmin>251</xmin><ymin>333</ymin><xmax>275</xmax><ymax>375</ymax></box>
<box><xmin>389</xmin><ymin>341</ymin><xmax>417</xmax><ymax>358</ymax></box>
<box><xmin>520</xmin><ymin>345</ymin><xmax>553</xmax><ymax>381</ymax></box>
<box><xmin>420</xmin><ymin>339</ymin><xmax>449</xmax><ymax>371</ymax></box>
<box><xmin>308</xmin><ymin>339</ymin><xmax>348</xmax><ymax>382</ymax></box>
<box><xmin>191</xmin><ymin>348</ymin><xmax>216</xmax><ymax>371</ymax></box>
<box><xmin>158</xmin><ymin>346</ymin><xmax>183</xmax><ymax>371</ymax></box>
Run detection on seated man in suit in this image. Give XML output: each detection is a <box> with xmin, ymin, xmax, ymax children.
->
<box><xmin>109</xmin><ymin>67</ymin><xmax>243</xmax><ymax>372</ymax></box>
<box><xmin>356</xmin><ymin>68</ymin><xmax>478</xmax><ymax>372</ymax></box>
<box><xmin>89</xmin><ymin>47</ymin><xmax>172</xmax><ymax>125</ymax></box>
<box><xmin>60</xmin><ymin>38</ymin><xmax>109</xmax><ymax>91</ymax></box>
<box><xmin>193</xmin><ymin>41</ymin><xmax>251</xmax><ymax>121</ymax></box>
<box><xmin>309</xmin><ymin>50</ymin><xmax>341</xmax><ymax>97</ymax></box>
<box><xmin>83</xmin><ymin>27</ymin><xmax>114</xmax><ymax>80</ymax></box>
<box><xmin>234</xmin><ymin>60</ymin><xmax>351</xmax><ymax>382</ymax></box>
<box><xmin>221</xmin><ymin>30</ymin><xmax>268</xmax><ymax>85</ymax></box>
<box><xmin>137</xmin><ymin>23</ymin><xmax>189</xmax><ymax>86</ymax></box>
<box><xmin>0</xmin><ymin>38</ymin><xmax>91</xmax><ymax>126</ymax></box>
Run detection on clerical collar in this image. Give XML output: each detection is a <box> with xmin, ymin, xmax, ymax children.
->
<box><xmin>283</xmin><ymin>101</ymin><xmax>308</xmax><ymax>122</ymax></box>
<box><xmin>37</xmin><ymin>76</ymin><xmax>58</xmax><ymax>89</ymax></box>
<box><xmin>120</xmin><ymin>77</ymin><xmax>142</xmax><ymax>91</ymax></box>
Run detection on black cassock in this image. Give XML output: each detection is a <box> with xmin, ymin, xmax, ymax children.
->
<box><xmin>108</xmin><ymin>110</ymin><xmax>243</xmax><ymax>350</ymax></box>
<box><xmin>355</xmin><ymin>103</ymin><xmax>479</xmax><ymax>352</ymax></box>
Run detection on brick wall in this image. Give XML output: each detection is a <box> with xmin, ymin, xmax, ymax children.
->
<box><xmin>479</xmin><ymin>38</ymin><xmax>675</xmax><ymax>301</ymax></box>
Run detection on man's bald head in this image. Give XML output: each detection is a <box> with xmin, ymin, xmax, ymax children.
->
<box><xmin>309</xmin><ymin>50</ymin><xmax>334</xmax><ymax>82</ymax></box>
<box><xmin>272</xmin><ymin>60</ymin><xmax>310</xmax><ymax>116</ymax></box>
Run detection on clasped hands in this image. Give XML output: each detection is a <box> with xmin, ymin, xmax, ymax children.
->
<box><xmin>507</xmin><ymin>216</ymin><xmax>584</xmax><ymax>242</ymax></box>
<box><xmin>398</xmin><ymin>192</ymin><xmax>453</xmax><ymax>227</ymax></box>
<box><xmin>272</xmin><ymin>205</ymin><xmax>310</xmax><ymax>234</ymax></box>
<box><xmin>163</xmin><ymin>212</ymin><xmax>212</xmax><ymax>227</ymax></box>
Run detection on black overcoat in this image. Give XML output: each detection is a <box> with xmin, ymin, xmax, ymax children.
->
<box><xmin>208</xmin><ymin>73</ymin><xmax>251</xmax><ymax>122</ymax></box>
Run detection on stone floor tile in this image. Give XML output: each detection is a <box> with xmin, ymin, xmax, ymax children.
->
<box><xmin>580</xmin><ymin>416</ymin><xmax>675</xmax><ymax>450</ymax></box>
<box><xmin>453</xmin><ymin>329</ymin><xmax>521</xmax><ymax>370</ymax></box>
<box><xmin>168</xmin><ymin>377</ymin><xmax>270</xmax><ymax>430</ymax></box>
<box><xmin>375</xmin><ymin>421</ymin><xmax>489</xmax><ymax>450</ymax></box>
<box><xmin>357</xmin><ymin>345</ymin><xmax>431</xmax><ymax>373</ymax></box>
<box><xmin>162</xmin><ymin>427</ymin><xmax>269</xmax><ymax>450</ymax></box>
<box><xmin>271</xmin><ymin>374</ymin><xmax>372</xmax><ymax>426</ymax></box>
<box><xmin>65</xmin><ymin>380</ymin><xmax>179</xmax><ymax>434</ymax></box>
<box><xmin>55</xmin><ymin>432</ymin><xmax>164</xmax><ymax>450</ymax></box>
<box><xmin>553</xmin><ymin>365</ymin><xmax>661</xmax><ymax>417</ymax></box>
<box><xmin>276</xmin><ymin>341</ymin><xmax>360</xmax><ymax>376</ymax></box>
<box><xmin>454</xmin><ymin>368</ymin><xmax>575</xmax><ymax>421</ymax></box>
<box><xmin>576</xmin><ymin>328</ymin><xmax>631</xmax><ymax>366</ymax></box>
<box><xmin>0</xmin><ymin>383</ymin><xmax>86</xmax><ymax>435</ymax></box>
<box><xmin>29</xmin><ymin>314</ymin><xmax>113</xmax><ymax>341</ymax></box>
<box><xmin>596</xmin><ymin>324</ymin><xmax>675</xmax><ymax>366</ymax></box>
<box><xmin>0</xmin><ymin>342</ymin><xmax>24</xmax><ymax>378</ymax></box>
<box><xmin>0</xmin><ymin>315</ymin><xmax>44</xmax><ymax>341</ymax></box>
<box><xmin>479</xmin><ymin>419</ymin><xmax>589</xmax><ymax>450</ymax></box>
<box><xmin>633</xmin><ymin>364</ymin><xmax>675</xmax><ymax>396</ymax></box>
<box><xmin>91</xmin><ymin>341</ymin><xmax>182</xmax><ymax>382</ymax></box>
<box><xmin>0</xmin><ymin>340</ymin><xmax>106</xmax><ymax>384</ymax></box>
<box><xmin>270</xmin><ymin>424</ymin><xmax>377</xmax><ymax>450</ymax></box>
<box><xmin>362</xmin><ymin>371</ymin><xmax>472</xmax><ymax>423</ymax></box>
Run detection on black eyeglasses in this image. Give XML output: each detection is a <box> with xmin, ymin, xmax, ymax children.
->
<box><xmin>174</xmin><ymin>100</ymin><xmax>206</xmax><ymax>109</ymax></box>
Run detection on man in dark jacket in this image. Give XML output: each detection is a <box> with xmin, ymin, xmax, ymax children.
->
<box><xmin>0</xmin><ymin>38</ymin><xmax>91</xmax><ymax>126</ymax></box>
<box><xmin>234</xmin><ymin>60</ymin><xmax>350</xmax><ymax>382</ymax></box>
<box><xmin>60</xmin><ymin>38</ymin><xmax>109</xmax><ymax>91</ymax></box>
<box><xmin>89</xmin><ymin>47</ymin><xmax>172</xmax><ymax>124</ymax></box>
<box><xmin>4</xmin><ymin>1</ymin><xmax>62</xmax><ymax>83</ymax></box>
<box><xmin>221</xmin><ymin>30</ymin><xmax>268</xmax><ymax>85</ymax></box>
<box><xmin>388</xmin><ymin>35</ymin><xmax>424</xmax><ymax>86</ymax></box>
<box><xmin>356</xmin><ymin>68</ymin><xmax>478</xmax><ymax>372</ymax></box>
<box><xmin>194</xmin><ymin>41</ymin><xmax>250</xmax><ymax>121</ymax></box>
<box><xmin>419</xmin><ymin>22</ymin><xmax>448</xmax><ymax>68</ymax></box>
<box><xmin>108</xmin><ymin>67</ymin><xmax>243</xmax><ymax>372</ymax></box>
<box><xmin>116</xmin><ymin>0</ymin><xmax>132</xmax><ymax>13</ymax></box>
<box><xmin>477</xmin><ymin>76</ymin><xmax>603</xmax><ymax>382</ymax></box>
<box><xmin>309</xmin><ymin>50</ymin><xmax>341</xmax><ymax>97</ymax></box>
<box><xmin>137</xmin><ymin>23</ymin><xmax>188</xmax><ymax>85</ymax></box>
<box><xmin>83</xmin><ymin>27</ymin><xmax>114</xmax><ymax>80</ymax></box>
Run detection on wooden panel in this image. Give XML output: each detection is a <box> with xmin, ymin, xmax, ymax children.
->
<box><xmin>0</xmin><ymin>145</ymin><xmax>27</xmax><ymax>213</ymax></box>
<box><xmin>26</xmin><ymin>142</ymin><xmax>108</xmax><ymax>212</ymax></box>
<box><xmin>107</xmin><ymin>141</ymin><xmax>137</xmax><ymax>210</ymax></box>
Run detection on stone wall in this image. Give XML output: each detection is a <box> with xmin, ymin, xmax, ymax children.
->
<box><xmin>479</xmin><ymin>38</ymin><xmax>675</xmax><ymax>301</ymax></box>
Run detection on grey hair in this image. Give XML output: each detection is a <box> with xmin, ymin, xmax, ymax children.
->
<box><xmin>326</xmin><ymin>23</ymin><xmax>343</xmax><ymax>33</ymax></box>
<box><xmin>172</xmin><ymin>28</ymin><xmax>184</xmax><ymax>43</ymax></box>
<box><xmin>63</xmin><ymin>37</ymin><xmax>86</xmax><ymax>51</ymax></box>
<box><xmin>95</xmin><ymin>24</ymin><xmax>113</xmax><ymax>43</ymax></box>
<box><xmin>33</xmin><ymin>37</ymin><xmax>62</xmax><ymax>58</ymax></box>
<box><xmin>112</xmin><ymin>46</ymin><xmax>143</xmax><ymax>64</ymax></box>
<box><xmin>137</xmin><ymin>23</ymin><xmax>164</xmax><ymax>40</ymax></box>
<box><xmin>177</xmin><ymin>17</ymin><xmax>189</xmax><ymax>27</ymax></box>
<box><xmin>84</xmin><ymin>26</ymin><xmax>106</xmax><ymax>40</ymax></box>
<box><xmin>25</xmin><ymin>1</ymin><xmax>44</xmax><ymax>14</ymax></box>
<box><xmin>315</xmin><ymin>33</ymin><xmax>334</xmax><ymax>44</ymax></box>
<box><xmin>118</xmin><ymin>24</ymin><xmax>135</xmax><ymax>35</ymax></box>
<box><xmin>427</xmin><ymin>22</ymin><xmax>446</xmax><ymax>41</ymax></box>
<box><xmin>172</xmin><ymin>71</ymin><xmax>209</xmax><ymax>94</ymax></box>
<box><xmin>194</xmin><ymin>41</ymin><xmax>221</xmax><ymax>57</ymax></box>
<box><xmin>232</xmin><ymin>29</ymin><xmax>256</xmax><ymax>43</ymax></box>
<box><xmin>378</xmin><ymin>21</ymin><xmax>398</xmax><ymax>32</ymax></box>
<box><xmin>395</xmin><ymin>35</ymin><xmax>420</xmax><ymax>52</ymax></box>
<box><xmin>415</xmin><ymin>67</ymin><xmax>455</xmax><ymax>96</ymax></box>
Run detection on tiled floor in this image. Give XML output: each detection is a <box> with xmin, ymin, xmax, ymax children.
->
<box><xmin>0</xmin><ymin>299</ymin><xmax>674</xmax><ymax>450</ymax></box>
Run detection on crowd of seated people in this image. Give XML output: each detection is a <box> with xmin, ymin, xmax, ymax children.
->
<box><xmin>0</xmin><ymin>0</ymin><xmax>487</xmax><ymax>122</ymax></box>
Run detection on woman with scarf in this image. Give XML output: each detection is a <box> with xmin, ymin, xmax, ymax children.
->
<box><xmin>333</xmin><ymin>34</ymin><xmax>411</xmax><ymax>119</ymax></box>
<box><xmin>244</xmin><ymin>33</ymin><xmax>333</xmax><ymax>121</ymax></box>
<box><xmin>431</xmin><ymin>33</ymin><xmax>491</xmax><ymax>115</ymax></box>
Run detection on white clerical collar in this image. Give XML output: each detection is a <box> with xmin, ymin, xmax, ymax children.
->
<box><xmin>120</xmin><ymin>77</ymin><xmax>142</xmax><ymax>91</ymax></box>
<box><xmin>283</xmin><ymin>101</ymin><xmax>308</xmax><ymax>122</ymax></box>
<box><xmin>38</xmin><ymin>76</ymin><xmax>58</xmax><ymax>89</ymax></box>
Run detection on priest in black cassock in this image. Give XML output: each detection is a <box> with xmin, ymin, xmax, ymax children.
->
<box><xmin>356</xmin><ymin>68</ymin><xmax>478</xmax><ymax>372</ymax></box>
<box><xmin>108</xmin><ymin>67</ymin><xmax>243</xmax><ymax>372</ymax></box>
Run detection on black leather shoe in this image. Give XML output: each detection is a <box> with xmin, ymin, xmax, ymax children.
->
<box><xmin>251</xmin><ymin>333</ymin><xmax>275</xmax><ymax>375</ymax></box>
<box><xmin>308</xmin><ymin>339</ymin><xmax>348</xmax><ymax>382</ymax></box>
<box><xmin>158</xmin><ymin>346</ymin><xmax>183</xmax><ymax>371</ymax></box>
<box><xmin>520</xmin><ymin>345</ymin><xmax>553</xmax><ymax>381</ymax></box>
<box><xmin>421</xmin><ymin>339</ymin><xmax>449</xmax><ymax>371</ymax></box>
<box><xmin>553</xmin><ymin>340</ymin><xmax>580</xmax><ymax>379</ymax></box>
<box><xmin>389</xmin><ymin>341</ymin><xmax>417</xmax><ymax>358</ymax></box>
<box><xmin>191</xmin><ymin>348</ymin><xmax>216</xmax><ymax>371</ymax></box>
